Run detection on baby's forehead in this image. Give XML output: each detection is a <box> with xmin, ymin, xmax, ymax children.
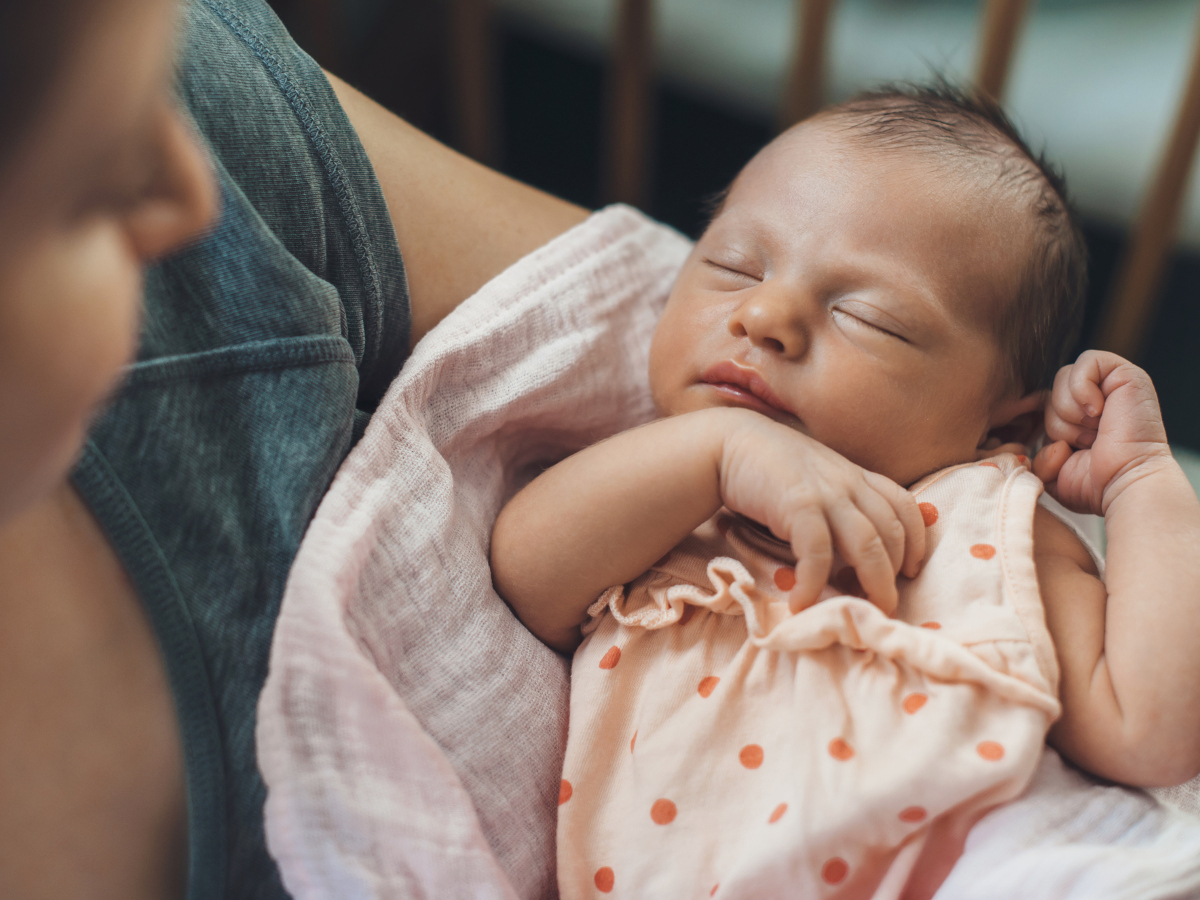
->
<box><xmin>735</xmin><ymin>115</ymin><xmax>1028</xmax><ymax>204</ymax></box>
<box><xmin>709</xmin><ymin>122</ymin><xmax>1029</xmax><ymax>356</ymax></box>
<box><xmin>721</xmin><ymin>125</ymin><xmax>1032</xmax><ymax>275</ymax></box>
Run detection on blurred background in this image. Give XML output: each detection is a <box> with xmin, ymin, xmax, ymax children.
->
<box><xmin>266</xmin><ymin>0</ymin><xmax>1200</xmax><ymax>451</ymax></box>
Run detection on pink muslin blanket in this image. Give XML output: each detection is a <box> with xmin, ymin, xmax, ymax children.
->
<box><xmin>560</xmin><ymin>455</ymin><xmax>1062</xmax><ymax>899</ymax></box>
<box><xmin>256</xmin><ymin>206</ymin><xmax>693</xmax><ymax>899</ymax></box>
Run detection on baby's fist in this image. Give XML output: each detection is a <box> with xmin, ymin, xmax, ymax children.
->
<box><xmin>1034</xmin><ymin>350</ymin><xmax>1170</xmax><ymax>515</ymax></box>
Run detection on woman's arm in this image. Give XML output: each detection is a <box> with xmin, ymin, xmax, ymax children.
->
<box><xmin>1034</xmin><ymin>351</ymin><xmax>1200</xmax><ymax>786</ymax></box>
<box><xmin>326</xmin><ymin>73</ymin><xmax>591</xmax><ymax>349</ymax></box>
<box><xmin>491</xmin><ymin>407</ymin><xmax>924</xmax><ymax>653</ymax></box>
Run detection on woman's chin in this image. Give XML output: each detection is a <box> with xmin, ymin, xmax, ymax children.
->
<box><xmin>0</xmin><ymin>419</ymin><xmax>88</xmax><ymax>526</ymax></box>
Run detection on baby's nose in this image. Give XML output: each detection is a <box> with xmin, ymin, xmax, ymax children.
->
<box><xmin>727</xmin><ymin>287</ymin><xmax>809</xmax><ymax>357</ymax></box>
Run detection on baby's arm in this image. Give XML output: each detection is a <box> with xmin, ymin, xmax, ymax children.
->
<box><xmin>1033</xmin><ymin>350</ymin><xmax>1200</xmax><ymax>786</ymax></box>
<box><xmin>491</xmin><ymin>407</ymin><xmax>925</xmax><ymax>653</ymax></box>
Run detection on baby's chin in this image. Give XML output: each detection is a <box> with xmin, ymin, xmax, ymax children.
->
<box><xmin>835</xmin><ymin>443</ymin><xmax>986</xmax><ymax>490</ymax></box>
<box><xmin>652</xmin><ymin>391</ymin><xmax>992</xmax><ymax>488</ymax></box>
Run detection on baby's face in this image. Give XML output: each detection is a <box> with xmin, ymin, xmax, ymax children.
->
<box><xmin>649</xmin><ymin>119</ymin><xmax>1036</xmax><ymax>487</ymax></box>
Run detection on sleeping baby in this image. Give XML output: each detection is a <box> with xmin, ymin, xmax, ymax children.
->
<box><xmin>490</xmin><ymin>84</ymin><xmax>1200</xmax><ymax>899</ymax></box>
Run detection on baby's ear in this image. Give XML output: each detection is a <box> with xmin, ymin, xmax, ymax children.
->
<box><xmin>983</xmin><ymin>391</ymin><xmax>1046</xmax><ymax>449</ymax></box>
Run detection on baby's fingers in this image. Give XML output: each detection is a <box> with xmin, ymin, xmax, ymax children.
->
<box><xmin>829</xmin><ymin>500</ymin><xmax>898</xmax><ymax>616</ymax></box>
<box><xmin>1033</xmin><ymin>439</ymin><xmax>1072</xmax><ymax>485</ymax></box>
<box><xmin>1069</xmin><ymin>358</ymin><xmax>1108</xmax><ymax>416</ymax></box>
<box><xmin>1048</xmin><ymin>355</ymin><xmax>1109</xmax><ymax>430</ymax></box>
<box><xmin>788</xmin><ymin>507</ymin><xmax>834</xmax><ymax>613</ymax></box>
<box><xmin>1044</xmin><ymin>403</ymin><xmax>1098</xmax><ymax>449</ymax></box>
<box><xmin>862</xmin><ymin>470</ymin><xmax>926</xmax><ymax>579</ymax></box>
<box><xmin>1047</xmin><ymin>366</ymin><xmax>1100</xmax><ymax>447</ymax></box>
<box><xmin>848</xmin><ymin>481</ymin><xmax>907</xmax><ymax>576</ymax></box>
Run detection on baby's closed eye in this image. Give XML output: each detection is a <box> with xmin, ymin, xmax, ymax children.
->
<box><xmin>831</xmin><ymin>304</ymin><xmax>909</xmax><ymax>343</ymax></box>
<box><xmin>703</xmin><ymin>257</ymin><xmax>761</xmax><ymax>284</ymax></box>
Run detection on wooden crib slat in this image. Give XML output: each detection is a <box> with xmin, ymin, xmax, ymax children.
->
<box><xmin>450</xmin><ymin>0</ymin><xmax>494</xmax><ymax>163</ymax></box>
<box><xmin>605</xmin><ymin>0</ymin><xmax>655</xmax><ymax>205</ymax></box>
<box><xmin>780</xmin><ymin>0</ymin><xmax>837</xmax><ymax>128</ymax></box>
<box><xmin>1098</xmin><ymin>17</ymin><xmax>1200</xmax><ymax>360</ymax></box>
<box><xmin>975</xmin><ymin>0</ymin><xmax>1032</xmax><ymax>101</ymax></box>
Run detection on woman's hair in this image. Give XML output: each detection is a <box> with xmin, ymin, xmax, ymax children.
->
<box><xmin>0</xmin><ymin>0</ymin><xmax>81</xmax><ymax>171</ymax></box>
<box><xmin>825</xmin><ymin>82</ymin><xmax>1089</xmax><ymax>396</ymax></box>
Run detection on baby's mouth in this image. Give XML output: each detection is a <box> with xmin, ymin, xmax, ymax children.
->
<box><xmin>700</xmin><ymin>361</ymin><xmax>797</xmax><ymax>420</ymax></box>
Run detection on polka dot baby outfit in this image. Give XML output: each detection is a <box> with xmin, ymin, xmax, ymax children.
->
<box><xmin>558</xmin><ymin>454</ymin><xmax>1062</xmax><ymax>899</ymax></box>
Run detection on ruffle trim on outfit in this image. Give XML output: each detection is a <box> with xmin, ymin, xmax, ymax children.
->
<box><xmin>588</xmin><ymin>557</ymin><xmax>1061</xmax><ymax>721</ymax></box>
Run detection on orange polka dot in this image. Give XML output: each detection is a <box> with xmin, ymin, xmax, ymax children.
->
<box><xmin>698</xmin><ymin>676</ymin><xmax>720</xmax><ymax>698</ymax></box>
<box><xmin>710</xmin><ymin>884</ymin><xmax>720</xmax><ymax>897</ymax></box>
<box><xmin>977</xmin><ymin>741</ymin><xmax>1005</xmax><ymax>761</ymax></box>
<box><xmin>768</xmin><ymin>803</ymin><xmax>788</xmax><ymax>824</ymax></box>
<box><xmin>828</xmin><ymin>737</ymin><xmax>854</xmax><ymax>760</ymax></box>
<box><xmin>970</xmin><ymin>544</ymin><xmax>996</xmax><ymax>560</ymax></box>
<box><xmin>773</xmin><ymin>567</ymin><xmax>796</xmax><ymax>591</ymax></box>
<box><xmin>630</xmin><ymin>730</ymin><xmax>637</xmax><ymax>753</ymax></box>
<box><xmin>822</xmin><ymin>858</ymin><xmax>849</xmax><ymax>884</ymax></box>
<box><xmin>594</xmin><ymin>866</ymin><xmax>615</xmax><ymax>892</ymax></box>
<box><xmin>899</xmin><ymin>806</ymin><xmax>927</xmax><ymax>823</ymax></box>
<box><xmin>918</xmin><ymin>502</ymin><xmax>939</xmax><ymax>527</ymax></box>
<box><xmin>920</xmin><ymin>621</ymin><xmax>942</xmax><ymax>630</ymax></box>
<box><xmin>1017</xmin><ymin>455</ymin><xmax>1029</xmax><ymax>466</ymax></box>
<box><xmin>651</xmin><ymin>798</ymin><xmax>677</xmax><ymax>824</ymax></box>
<box><xmin>903</xmin><ymin>693</ymin><xmax>927</xmax><ymax>714</ymax></box>
<box><xmin>558</xmin><ymin>779</ymin><xmax>572</xmax><ymax>805</ymax></box>
<box><xmin>739</xmin><ymin>744</ymin><xmax>764</xmax><ymax>769</ymax></box>
<box><xmin>598</xmin><ymin>646</ymin><xmax>621</xmax><ymax>669</ymax></box>
<box><xmin>979</xmin><ymin>461</ymin><xmax>1000</xmax><ymax>469</ymax></box>
<box><xmin>833</xmin><ymin>567</ymin><xmax>864</xmax><ymax>598</ymax></box>
<box><xmin>678</xmin><ymin>605</ymin><xmax>697</xmax><ymax>627</ymax></box>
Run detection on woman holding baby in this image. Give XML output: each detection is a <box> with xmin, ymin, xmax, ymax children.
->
<box><xmin>0</xmin><ymin>0</ymin><xmax>581</xmax><ymax>896</ymax></box>
<box><xmin>2</xmin><ymin>1</ymin><xmax>1199</xmax><ymax>899</ymax></box>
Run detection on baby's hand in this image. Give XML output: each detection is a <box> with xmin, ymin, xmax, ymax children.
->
<box><xmin>1034</xmin><ymin>350</ymin><xmax>1172</xmax><ymax>515</ymax></box>
<box><xmin>717</xmin><ymin>412</ymin><xmax>926</xmax><ymax>615</ymax></box>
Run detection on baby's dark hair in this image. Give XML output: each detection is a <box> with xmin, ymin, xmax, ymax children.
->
<box><xmin>823</xmin><ymin>82</ymin><xmax>1088</xmax><ymax>395</ymax></box>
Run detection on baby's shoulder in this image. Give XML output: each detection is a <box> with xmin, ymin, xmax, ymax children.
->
<box><xmin>1032</xmin><ymin>503</ymin><xmax>1100</xmax><ymax>577</ymax></box>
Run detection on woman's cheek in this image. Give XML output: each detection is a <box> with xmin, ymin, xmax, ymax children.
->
<box><xmin>50</xmin><ymin>221</ymin><xmax>144</xmax><ymax>403</ymax></box>
<box><xmin>0</xmin><ymin>223</ymin><xmax>142</xmax><ymax>519</ymax></box>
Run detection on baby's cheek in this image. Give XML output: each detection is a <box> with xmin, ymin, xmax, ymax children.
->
<box><xmin>647</xmin><ymin>310</ymin><xmax>704</xmax><ymax>417</ymax></box>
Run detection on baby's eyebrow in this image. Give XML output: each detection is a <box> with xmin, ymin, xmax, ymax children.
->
<box><xmin>830</xmin><ymin>252</ymin><xmax>941</xmax><ymax>309</ymax></box>
<box><xmin>701</xmin><ymin>241</ymin><xmax>763</xmax><ymax>272</ymax></box>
